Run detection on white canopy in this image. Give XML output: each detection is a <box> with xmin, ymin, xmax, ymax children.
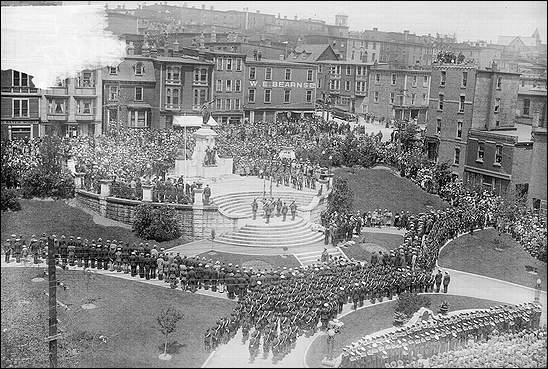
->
<box><xmin>206</xmin><ymin>116</ymin><xmax>219</xmax><ymax>126</ymax></box>
<box><xmin>173</xmin><ymin>115</ymin><xmax>203</xmax><ymax>127</ymax></box>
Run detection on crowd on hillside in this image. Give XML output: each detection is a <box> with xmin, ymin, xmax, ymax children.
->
<box><xmin>406</xmin><ymin>328</ymin><xmax>547</xmax><ymax>368</ymax></box>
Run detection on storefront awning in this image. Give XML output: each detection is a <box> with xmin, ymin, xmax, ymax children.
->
<box><xmin>173</xmin><ymin>115</ymin><xmax>203</xmax><ymax>127</ymax></box>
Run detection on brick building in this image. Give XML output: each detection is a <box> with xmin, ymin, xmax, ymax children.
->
<box><xmin>315</xmin><ymin>60</ymin><xmax>372</xmax><ymax>116</ymax></box>
<box><xmin>529</xmin><ymin>104</ymin><xmax>547</xmax><ymax>214</ymax></box>
<box><xmin>1</xmin><ymin>69</ymin><xmax>40</xmax><ymax>139</ymax></box>
<box><xmin>243</xmin><ymin>59</ymin><xmax>317</xmax><ymax>123</ymax></box>
<box><xmin>367</xmin><ymin>65</ymin><xmax>430</xmax><ymax>123</ymax></box>
<box><xmin>101</xmin><ymin>55</ymin><xmax>157</xmax><ymax>132</ymax></box>
<box><xmin>209</xmin><ymin>50</ymin><xmax>246</xmax><ymax>124</ymax></box>
<box><xmin>516</xmin><ymin>86</ymin><xmax>547</xmax><ymax>125</ymax></box>
<box><xmin>425</xmin><ymin>63</ymin><xmax>520</xmax><ymax>177</ymax></box>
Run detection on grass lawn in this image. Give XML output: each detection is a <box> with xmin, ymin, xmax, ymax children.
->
<box><xmin>333</xmin><ymin>167</ymin><xmax>448</xmax><ymax>214</ymax></box>
<box><xmin>0</xmin><ymin>199</ymin><xmax>190</xmax><ymax>250</ymax></box>
<box><xmin>438</xmin><ymin>229</ymin><xmax>547</xmax><ymax>291</ymax></box>
<box><xmin>1</xmin><ymin>267</ymin><xmax>236</xmax><ymax>368</ymax></box>
<box><xmin>196</xmin><ymin>250</ymin><xmax>301</xmax><ymax>270</ymax></box>
<box><xmin>305</xmin><ymin>294</ymin><xmax>506</xmax><ymax>368</ymax></box>
<box><xmin>342</xmin><ymin>232</ymin><xmax>404</xmax><ymax>261</ymax></box>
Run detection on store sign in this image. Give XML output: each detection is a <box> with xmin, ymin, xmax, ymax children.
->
<box><xmin>1</xmin><ymin>120</ymin><xmax>39</xmax><ymax>125</ymax></box>
<box><xmin>249</xmin><ymin>81</ymin><xmax>317</xmax><ymax>89</ymax></box>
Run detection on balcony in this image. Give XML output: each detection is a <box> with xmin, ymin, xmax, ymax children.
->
<box><xmin>165</xmin><ymin>79</ymin><xmax>181</xmax><ymax>85</ymax></box>
<box><xmin>43</xmin><ymin>87</ymin><xmax>68</xmax><ymax>96</ymax></box>
<box><xmin>75</xmin><ymin>87</ymin><xmax>97</xmax><ymax>96</ymax></box>
<box><xmin>193</xmin><ymin>80</ymin><xmax>209</xmax><ymax>87</ymax></box>
<box><xmin>76</xmin><ymin>113</ymin><xmax>95</xmax><ymax>121</ymax></box>
<box><xmin>355</xmin><ymin>89</ymin><xmax>367</xmax><ymax>96</ymax></box>
<box><xmin>47</xmin><ymin>112</ymin><xmax>68</xmax><ymax>121</ymax></box>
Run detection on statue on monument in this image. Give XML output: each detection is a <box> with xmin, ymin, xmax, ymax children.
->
<box><xmin>204</xmin><ymin>146</ymin><xmax>212</xmax><ymax>165</ymax></box>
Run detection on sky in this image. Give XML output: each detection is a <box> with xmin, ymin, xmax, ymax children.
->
<box><xmin>74</xmin><ymin>1</ymin><xmax>548</xmax><ymax>43</ymax></box>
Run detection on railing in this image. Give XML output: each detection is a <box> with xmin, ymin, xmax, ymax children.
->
<box><xmin>43</xmin><ymin>87</ymin><xmax>68</xmax><ymax>95</ymax></box>
<box><xmin>76</xmin><ymin>113</ymin><xmax>94</xmax><ymax>121</ymax></box>
<box><xmin>47</xmin><ymin>113</ymin><xmax>68</xmax><ymax>120</ymax></box>
<box><xmin>1</xmin><ymin>87</ymin><xmax>39</xmax><ymax>94</ymax></box>
<box><xmin>164</xmin><ymin>104</ymin><xmax>182</xmax><ymax>110</ymax></box>
<box><xmin>75</xmin><ymin>87</ymin><xmax>97</xmax><ymax>95</ymax></box>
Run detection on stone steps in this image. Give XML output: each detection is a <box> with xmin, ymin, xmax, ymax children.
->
<box><xmin>293</xmin><ymin>248</ymin><xmax>349</xmax><ymax>266</ymax></box>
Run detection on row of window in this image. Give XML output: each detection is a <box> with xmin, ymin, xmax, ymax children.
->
<box><xmin>215</xmin><ymin>98</ymin><xmax>242</xmax><ymax>111</ymax></box>
<box><xmin>374</xmin><ymin>73</ymin><xmax>429</xmax><ymax>87</ymax></box>
<box><xmin>11</xmin><ymin>98</ymin><xmax>94</xmax><ymax>117</ymax></box>
<box><xmin>327</xmin><ymin>65</ymin><xmax>368</xmax><ymax>76</ymax></box>
<box><xmin>216</xmin><ymin>57</ymin><xmax>243</xmax><ymax>72</ymax></box>
<box><xmin>372</xmin><ymin>91</ymin><xmax>428</xmax><ymax>105</ymax></box>
<box><xmin>247</xmin><ymin>89</ymin><xmax>314</xmax><ymax>104</ymax></box>
<box><xmin>439</xmin><ymin>71</ymin><xmax>502</xmax><ymax>90</ymax></box>
<box><xmin>452</xmin><ymin>144</ymin><xmax>503</xmax><ymax>166</ymax></box>
<box><xmin>436</xmin><ymin>118</ymin><xmax>463</xmax><ymax>139</ymax></box>
<box><xmin>215</xmin><ymin>79</ymin><xmax>242</xmax><ymax>93</ymax></box>
<box><xmin>327</xmin><ymin>79</ymin><xmax>367</xmax><ymax>93</ymax></box>
<box><xmin>350</xmin><ymin>51</ymin><xmax>376</xmax><ymax>63</ymax></box>
<box><xmin>437</xmin><ymin>93</ymin><xmax>498</xmax><ymax>114</ymax></box>
<box><xmin>350</xmin><ymin>40</ymin><xmax>377</xmax><ymax>49</ymax></box>
<box><xmin>248</xmin><ymin>67</ymin><xmax>314</xmax><ymax>82</ymax></box>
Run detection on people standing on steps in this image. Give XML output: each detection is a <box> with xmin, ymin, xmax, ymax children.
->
<box><xmin>435</xmin><ymin>269</ymin><xmax>443</xmax><ymax>292</ymax></box>
<box><xmin>251</xmin><ymin>198</ymin><xmax>258</xmax><ymax>220</ymax></box>
<box><xmin>442</xmin><ymin>271</ymin><xmax>451</xmax><ymax>293</ymax></box>
<box><xmin>289</xmin><ymin>200</ymin><xmax>297</xmax><ymax>221</ymax></box>
<box><xmin>281</xmin><ymin>202</ymin><xmax>288</xmax><ymax>222</ymax></box>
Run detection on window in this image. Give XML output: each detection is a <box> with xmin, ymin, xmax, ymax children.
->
<box><xmin>357</xmin><ymin>66</ymin><xmax>365</xmax><ymax>76</ymax></box>
<box><xmin>265</xmin><ymin>67</ymin><xmax>272</xmax><ymax>80</ymax></box>
<box><xmin>440</xmin><ymin>71</ymin><xmax>446</xmax><ymax>86</ymax></box>
<box><xmin>523</xmin><ymin>99</ymin><xmax>530</xmax><ymax>116</ymax></box>
<box><xmin>249</xmin><ymin>67</ymin><xmax>256</xmax><ymax>80</ymax></box>
<box><xmin>135</xmin><ymin>86</ymin><xmax>143</xmax><ymax>101</ymax></box>
<box><xmin>496</xmin><ymin>77</ymin><xmax>502</xmax><ymax>89</ymax></box>
<box><xmin>423</xmin><ymin>75</ymin><xmax>428</xmax><ymax>87</ymax></box>
<box><xmin>235</xmin><ymin>79</ymin><xmax>241</xmax><ymax>92</ymax></box>
<box><xmin>375</xmin><ymin>73</ymin><xmax>380</xmax><ymax>83</ymax></box>
<box><xmin>166</xmin><ymin>66</ymin><xmax>180</xmax><ymax>81</ymax></box>
<box><xmin>330</xmin><ymin>66</ymin><xmax>341</xmax><ymax>75</ymax></box>
<box><xmin>374</xmin><ymin>91</ymin><xmax>379</xmax><ymax>103</ymax></box>
<box><xmin>477</xmin><ymin>142</ymin><xmax>485</xmax><ymax>161</ymax></box>
<box><xmin>129</xmin><ymin>110</ymin><xmax>147</xmax><ymax>127</ymax></box>
<box><xmin>226</xmin><ymin>80</ymin><xmax>232</xmax><ymax>92</ymax></box>
<box><xmin>345</xmin><ymin>80</ymin><xmax>351</xmax><ymax>91</ymax></box>
<box><xmin>264</xmin><ymin>89</ymin><xmax>271</xmax><ymax>103</ymax></box>
<box><xmin>438</xmin><ymin>94</ymin><xmax>444</xmax><ymax>110</ymax></box>
<box><xmin>454</xmin><ymin>147</ymin><xmax>460</xmax><ymax>165</ymax></box>
<box><xmin>495</xmin><ymin>145</ymin><xmax>503</xmax><ymax>165</ymax></box>
<box><xmin>371</xmin><ymin>53</ymin><xmax>376</xmax><ymax>61</ymax></box>
<box><xmin>411</xmin><ymin>93</ymin><xmax>416</xmax><ymax>105</ymax></box>
<box><xmin>351</xmin><ymin>50</ymin><xmax>355</xmax><ymax>60</ymax></box>
<box><xmin>356</xmin><ymin>81</ymin><xmax>366</xmax><ymax>93</ymax></box>
<box><xmin>216</xmin><ymin>80</ymin><xmax>223</xmax><ymax>92</ymax></box>
<box><xmin>462</xmin><ymin>72</ymin><xmax>468</xmax><ymax>87</ymax></box>
<box><xmin>318</xmin><ymin>79</ymin><xmax>321</xmax><ymax>89</ymax></box>
<box><xmin>236</xmin><ymin>58</ymin><xmax>242</xmax><ymax>71</ymax></box>
<box><xmin>216</xmin><ymin>57</ymin><xmax>223</xmax><ymax>71</ymax></box>
<box><xmin>307</xmin><ymin>69</ymin><xmax>313</xmax><ymax>81</ymax></box>
<box><xmin>225</xmin><ymin>98</ymin><xmax>231</xmax><ymax>110</ymax></box>
<box><xmin>422</xmin><ymin>93</ymin><xmax>427</xmax><ymax>104</ymax></box>
<box><xmin>134</xmin><ymin>63</ymin><xmax>143</xmax><ymax>76</ymax></box>
<box><xmin>108</xmin><ymin>85</ymin><xmax>118</xmax><ymax>101</ymax></box>
<box><xmin>80</xmin><ymin>71</ymin><xmax>93</xmax><ymax>87</ymax></box>
<box><xmin>319</xmin><ymin>65</ymin><xmax>323</xmax><ymax>73</ymax></box>
<box><xmin>373</xmin><ymin>42</ymin><xmax>376</xmax><ymax>49</ymax></box>
<box><xmin>248</xmin><ymin>89</ymin><xmax>256</xmax><ymax>103</ymax></box>
<box><xmin>494</xmin><ymin>98</ymin><xmax>500</xmax><ymax>113</ymax></box>
<box><xmin>109</xmin><ymin>66</ymin><xmax>118</xmax><ymax>75</ymax></box>
<box><xmin>234</xmin><ymin>98</ymin><xmax>241</xmax><ymax>110</ymax></box>
<box><xmin>436</xmin><ymin>118</ymin><xmax>441</xmax><ymax>135</ymax></box>
<box><xmin>13</xmin><ymin>71</ymin><xmax>29</xmax><ymax>87</ymax></box>
<box><xmin>329</xmin><ymin>80</ymin><xmax>340</xmax><ymax>90</ymax></box>
<box><xmin>285</xmin><ymin>68</ymin><xmax>291</xmax><ymax>80</ymax></box>
<box><xmin>193</xmin><ymin>89</ymin><xmax>208</xmax><ymax>106</ymax></box>
<box><xmin>166</xmin><ymin>88</ymin><xmax>179</xmax><ymax>106</ymax></box>
<box><xmin>77</xmin><ymin>100</ymin><xmax>93</xmax><ymax>114</ymax></box>
<box><xmin>108</xmin><ymin>108</ymin><xmax>118</xmax><ymax>124</ymax></box>
<box><xmin>284</xmin><ymin>89</ymin><xmax>291</xmax><ymax>103</ymax></box>
<box><xmin>496</xmin><ymin>120</ymin><xmax>500</xmax><ymax>127</ymax></box>
<box><xmin>412</xmin><ymin>75</ymin><xmax>417</xmax><ymax>87</ymax></box>
<box><xmin>48</xmin><ymin>98</ymin><xmax>65</xmax><ymax>114</ymax></box>
<box><xmin>215</xmin><ymin>98</ymin><xmax>222</xmax><ymax>110</ymax></box>
<box><xmin>456</xmin><ymin>121</ymin><xmax>463</xmax><ymax>138</ymax></box>
<box><xmin>194</xmin><ymin>68</ymin><xmax>208</xmax><ymax>82</ymax></box>
<box><xmin>346</xmin><ymin>66</ymin><xmax>351</xmax><ymax>75</ymax></box>
<box><xmin>226</xmin><ymin>58</ymin><xmax>232</xmax><ymax>71</ymax></box>
<box><xmin>306</xmin><ymin>90</ymin><xmax>313</xmax><ymax>103</ymax></box>
<box><xmin>12</xmin><ymin>98</ymin><xmax>29</xmax><ymax>117</ymax></box>
<box><xmin>391</xmin><ymin>74</ymin><xmax>396</xmax><ymax>85</ymax></box>
<box><xmin>459</xmin><ymin>95</ymin><xmax>465</xmax><ymax>112</ymax></box>
<box><xmin>359</xmin><ymin>51</ymin><xmax>363</xmax><ymax>61</ymax></box>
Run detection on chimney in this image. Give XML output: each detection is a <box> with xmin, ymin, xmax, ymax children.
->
<box><xmin>256</xmin><ymin>10</ymin><xmax>260</xmax><ymax>13</ymax></box>
<box><xmin>373</xmin><ymin>27</ymin><xmax>378</xmax><ymax>31</ymax></box>
<box><xmin>127</xmin><ymin>41</ymin><xmax>135</xmax><ymax>55</ymax></box>
<box><xmin>403</xmin><ymin>30</ymin><xmax>409</xmax><ymax>41</ymax></box>
<box><xmin>294</xmin><ymin>15</ymin><xmax>298</xmax><ymax>20</ymax></box>
<box><xmin>279</xmin><ymin>54</ymin><xmax>284</xmax><ymax>60</ymax></box>
<box><xmin>210</xmin><ymin>6</ymin><xmax>213</xmax><ymax>10</ymax></box>
<box><xmin>142</xmin><ymin>41</ymin><xmax>150</xmax><ymax>57</ymax></box>
<box><xmin>173</xmin><ymin>39</ymin><xmax>180</xmax><ymax>53</ymax></box>
<box><xmin>258</xmin><ymin>50</ymin><xmax>262</xmax><ymax>60</ymax></box>
<box><xmin>150</xmin><ymin>44</ymin><xmax>158</xmax><ymax>58</ymax></box>
<box><xmin>202</xmin><ymin>4</ymin><xmax>205</xmax><ymax>10</ymax></box>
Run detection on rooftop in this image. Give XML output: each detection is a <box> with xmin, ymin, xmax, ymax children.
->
<box><xmin>245</xmin><ymin>58</ymin><xmax>317</xmax><ymax>67</ymax></box>
<box><xmin>518</xmin><ymin>86</ymin><xmax>547</xmax><ymax>96</ymax></box>
<box><xmin>491</xmin><ymin>123</ymin><xmax>533</xmax><ymax>143</ymax></box>
<box><xmin>154</xmin><ymin>56</ymin><xmax>214</xmax><ymax>65</ymax></box>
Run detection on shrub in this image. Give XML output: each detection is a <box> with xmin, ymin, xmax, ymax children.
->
<box><xmin>394</xmin><ymin>291</ymin><xmax>431</xmax><ymax>318</ymax></box>
<box><xmin>21</xmin><ymin>166</ymin><xmax>74</xmax><ymax>199</ymax></box>
<box><xmin>111</xmin><ymin>181</ymin><xmax>135</xmax><ymax>199</ymax></box>
<box><xmin>133</xmin><ymin>204</ymin><xmax>181</xmax><ymax>242</ymax></box>
<box><xmin>1</xmin><ymin>187</ymin><xmax>22</xmax><ymax>211</ymax></box>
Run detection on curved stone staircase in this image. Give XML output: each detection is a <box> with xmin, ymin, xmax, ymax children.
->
<box><xmin>212</xmin><ymin>191</ymin><xmax>317</xmax><ymax>219</ymax></box>
<box><xmin>215</xmin><ymin>217</ymin><xmax>324</xmax><ymax>248</ymax></box>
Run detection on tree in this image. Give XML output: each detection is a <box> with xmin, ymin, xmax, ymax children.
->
<box><xmin>156</xmin><ymin>307</ymin><xmax>184</xmax><ymax>360</ymax></box>
<box><xmin>326</xmin><ymin>177</ymin><xmax>354</xmax><ymax>216</ymax></box>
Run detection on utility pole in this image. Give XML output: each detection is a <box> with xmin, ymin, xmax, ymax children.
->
<box><xmin>47</xmin><ymin>236</ymin><xmax>58</xmax><ymax>368</ymax></box>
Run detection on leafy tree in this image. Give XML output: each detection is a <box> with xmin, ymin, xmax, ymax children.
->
<box><xmin>326</xmin><ymin>177</ymin><xmax>354</xmax><ymax>216</ymax></box>
<box><xmin>133</xmin><ymin>204</ymin><xmax>181</xmax><ymax>241</ymax></box>
<box><xmin>394</xmin><ymin>291</ymin><xmax>431</xmax><ymax>318</ymax></box>
<box><xmin>156</xmin><ymin>307</ymin><xmax>184</xmax><ymax>359</ymax></box>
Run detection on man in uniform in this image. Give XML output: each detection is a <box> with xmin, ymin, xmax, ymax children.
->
<box><xmin>434</xmin><ymin>270</ymin><xmax>443</xmax><ymax>293</ymax></box>
<box><xmin>276</xmin><ymin>198</ymin><xmax>282</xmax><ymax>217</ymax></box>
<box><xmin>4</xmin><ymin>236</ymin><xmax>15</xmax><ymax>263</ymax></box>
<box><xmin>82</xmin><ymin>239</ymin><xmax>90</xmax><ymax>269</ymax></box>
<box><xmin>90</xmin><ymin>241</ymin><xmax>97</xmax><ymax>269</ymax></box>
<box><xmin>442</xmin><ymin>271</ymin><xmax>450</xmax><ymax>293</ymax></box>
<box><xmin>75</xmin><ymin>237</ymin><xmax>84</xmax><ymax>267</ymax></box>
<box><xmin>289</xmin><ymin>200</ymin><xmax>297</xmax><ymax>221</ymax></box>
<box><xmin>281</xmin><ymin>202</ymin><xmax>288</xmax><ymax>222</ymax></box>
<box><xmin>59</xmin><ymin>235</ymin><xmax>68</xmax><ymax>267</ymax></box>
<box><xmin>129</xmin><ymin>251</ymin><xmax>137</xmax><ymax>277</ymax></box>
<box><xmin>251</xmin><ymin>198</ymin><xmax>258</xmax><ymax>220</ymax></box>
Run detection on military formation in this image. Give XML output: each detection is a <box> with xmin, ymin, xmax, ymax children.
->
<box><xmin>340</xmin><ymin>302</ymin><xmax>543</xmax><ymax>368</ymax></box>
<box><xmin>251</xmin><ymin>198</ymin><xmax>297</xmax><ymax>223</ymax></box>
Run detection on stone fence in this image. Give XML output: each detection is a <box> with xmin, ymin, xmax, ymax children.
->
<box><xmin>73</xmin><ymin>174</ymin><xmax>238</xmax><ymax>240</ymax></box>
